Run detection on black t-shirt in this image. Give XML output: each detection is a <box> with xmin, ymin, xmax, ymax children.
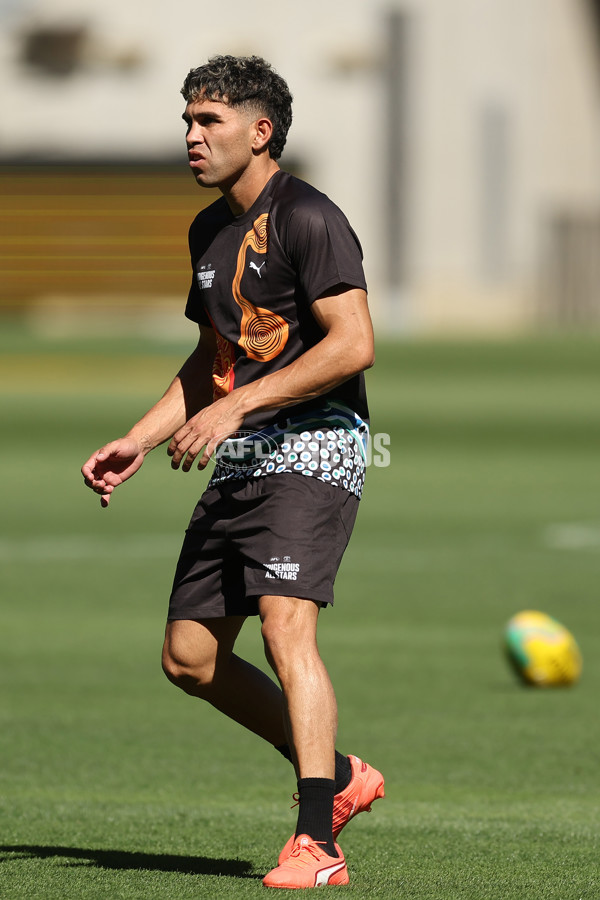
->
<box><xmin>185</xmin><ymin>170</ymin><xmax>369</xmax><ymax>431</ymax></box>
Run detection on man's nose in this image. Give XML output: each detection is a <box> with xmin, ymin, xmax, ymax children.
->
<box><xmin>187</xmin><ymin>124</ymin><xmax>204</xmax><ymax>145</ymax></box>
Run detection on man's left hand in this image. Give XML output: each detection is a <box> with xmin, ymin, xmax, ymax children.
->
<box><xmin>167</xmin><ymin>394</ymin><xmax>245</xmax><ymax>472</ymax></box>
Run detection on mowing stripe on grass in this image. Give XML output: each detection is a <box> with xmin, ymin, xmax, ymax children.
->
<box><xmin>0</xmin><ymin>534</ymin><xmax>182</xmax><ymax>561</ymax></box>
<box><xmin>543</xmin><ymin>521</ymin><xmax>600</xmax><ymax>550</ymax></box>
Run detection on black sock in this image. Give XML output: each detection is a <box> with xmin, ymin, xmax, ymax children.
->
<box><xmin>334</xmin><ymin>753</ymin><xmax>352</xmax><ymax>793</ymax></box>
<box><xmin>294</xmin><ymin>777</ymin><xmax>337</xmax><ymax>857</ymax></box>
<box><xmin>275</xmin><ymin>745</ymin><xmax>352</xmax><ymax>795</ymax></box>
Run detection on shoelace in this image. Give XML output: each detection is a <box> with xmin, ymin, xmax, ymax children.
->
<box><xmin>289</xmin><ymin>840</ymin><xmax>324</xmax><ymax>863</ymax></box>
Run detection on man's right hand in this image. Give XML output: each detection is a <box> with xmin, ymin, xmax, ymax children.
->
<box><xmin>81</xmin><ymin>438</ymin><xmax>146</xmax><ymax>508</ymax></box>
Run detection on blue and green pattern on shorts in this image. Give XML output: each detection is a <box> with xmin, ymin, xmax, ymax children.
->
<box><xmin>209</xmin><ymin>403</ymin><xmax>369</xmax><ymax>499</ymax></box>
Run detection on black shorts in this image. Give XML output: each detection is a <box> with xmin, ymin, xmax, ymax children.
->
<box><xmin>168</xmin><ymin>473</ymin><xmax>359</xmax><ymax>619</ymax></box>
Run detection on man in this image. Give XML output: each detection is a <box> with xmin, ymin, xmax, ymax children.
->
<box><xmin>82</xmin><ymin>55</ymin><xmax>384</xmax><ymax>889</ymax></box>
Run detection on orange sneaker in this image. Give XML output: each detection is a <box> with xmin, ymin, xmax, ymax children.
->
<box><xmin>263</xmin><ymin>835</ymin><xmax>349</xmax><ymax>889</ymax></box>
<box><xmin>278</xmin><ymin>755</ymin><xmax>385</xmax><ymax>864</ymax></box>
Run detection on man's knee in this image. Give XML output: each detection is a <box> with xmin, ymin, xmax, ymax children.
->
<box><xmin>162</xmin><ymin>617</ymin><xmax>244</xmax><ymax>697</ymax></box>
<box><xmin>260</xmin><ymin>596</ymin><xmax>320</xmax><ymax>677</ymax></box>
<box><xmin>161</xmin><ymin>625</ymin><xmax>215</xmax><ymax>696</ymax></box>
<box><xmin>161</xmin><ymin>643</ymin><xmax>205</xmax><ymax>695</ymax></box>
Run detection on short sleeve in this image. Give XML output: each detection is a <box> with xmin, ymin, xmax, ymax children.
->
<box><xmin>184</xmin><ymin>219</ymin><xmax>211</xmax><ymax>326</ymax></box>
<box><xmin>284</xmin><ymin>201</ymin><xmax>367</xmax><ymax>304</ymax></box>
<box><xmin>185</xmin><ymin>270</ymin><xmax>211</xmax><ymax>326</ymax></box>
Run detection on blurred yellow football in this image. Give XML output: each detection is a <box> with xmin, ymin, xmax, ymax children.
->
<box><xmin>504</xmin><ymin>610</ymin><xmax>582</xmax><ymax>687</ymax></box>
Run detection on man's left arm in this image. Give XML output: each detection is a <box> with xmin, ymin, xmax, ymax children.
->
<box><xmin>167</xmin><ymin>285</ymin><xmax>374</xmax><ymax>472</ymax></box>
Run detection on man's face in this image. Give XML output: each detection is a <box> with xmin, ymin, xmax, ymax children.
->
<box><xmin>183</xmin><ymin>95</ymin><xmax>258</xmax><ymax>190</ymax></box>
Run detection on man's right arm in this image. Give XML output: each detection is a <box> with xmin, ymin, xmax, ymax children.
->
<box><xmin>81</xmin><ymin>326</ymin><xmax>216</xmax><ymax>507</ymax></box>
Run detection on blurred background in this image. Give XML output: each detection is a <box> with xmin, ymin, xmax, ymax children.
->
<box><xmin>0</xmin><ymin>0</ymin><xmax>600</xmax><ymax>900</ymax></box>
<box><xmin>3</xmin><ymin>0</ymin><xmax>600</xmax><ymax>333</ymax></box>
<box><xmin>2</xmin><ymin>4</ymin><xmax>600</xmax><ymax>897</ymax></box>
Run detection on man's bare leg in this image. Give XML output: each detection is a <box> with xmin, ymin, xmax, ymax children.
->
<box><xmin>259</xmin><ymin>593</ymin><xmax>339</xmax><ymax>865</ymax></box>
<box><xmin>258</xmin><ymin>595</ymin><xmax>336</xmax><ymax>780</ymax></box>
<box><xmin>162</xmin><ymin>617</ymin><xmax>288</xmax><ymax>747</ymax></box>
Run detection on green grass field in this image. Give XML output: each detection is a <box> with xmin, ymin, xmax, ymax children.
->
<box><xmin>1</xmin><ymin>324</ymin><xmax>599</xmax><ymax>899</ymax></box>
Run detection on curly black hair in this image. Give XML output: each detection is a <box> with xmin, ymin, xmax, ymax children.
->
<box><xmin>181</xmin><ymin>55</ymin><xmax>293</xmax><ymax>160</ymax></box>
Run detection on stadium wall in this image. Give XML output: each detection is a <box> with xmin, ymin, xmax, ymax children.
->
<box><xmin>2</xmin><ymin>0</ymin><xmax>600</xmax><ymax>333</ymax></box>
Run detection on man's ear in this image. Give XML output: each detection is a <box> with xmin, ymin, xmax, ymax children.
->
<box><xmin>253</xmin><ymin>117</ymin><xmax>273</xmax><ymax>152</ymax></box>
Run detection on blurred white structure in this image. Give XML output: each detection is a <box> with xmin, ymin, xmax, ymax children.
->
<box><xmin>3</xmin><ymin>0</ymin><xmax>600</xmax><ymax>331</ymax></box>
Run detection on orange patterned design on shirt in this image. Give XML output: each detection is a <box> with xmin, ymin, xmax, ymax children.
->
<box><xmin>233</xmin><ymin>213</ymin><xmax>289</xmax><ymax>361</ymax></box>
<box><xmin>212</xmin><ymin>330</ymin><xmax>236</xmax><ymax>399</ymax></box>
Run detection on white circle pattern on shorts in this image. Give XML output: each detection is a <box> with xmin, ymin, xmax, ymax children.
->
<box><xmin>209</xmin><ymin>405</ymin><xmax>369</xmax><ymax>499</ymax></box>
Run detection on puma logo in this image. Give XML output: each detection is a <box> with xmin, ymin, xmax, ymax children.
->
<box><xmin>249</xmin><ymin>261</ymin><xmax>266</xmax><ymax>278</ymax></box>
<box><xmin>315</xmin><ymin>861</ymin><xmax>347</xmax><ymax>886</ymax></box>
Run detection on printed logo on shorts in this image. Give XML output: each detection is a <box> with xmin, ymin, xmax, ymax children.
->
<box><xmin>265</xmin><ymin>555</ymin><xmax>300</xmax><ymax>580</ymax></box>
